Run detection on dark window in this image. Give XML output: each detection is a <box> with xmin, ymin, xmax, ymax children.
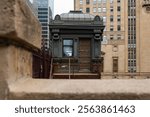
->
<box><xmin>86</xmin><ymin>0</ymin><xmax>90</xmax><ymax>4</ymax></box>
<box><xmin>41</xmin><ymin>23</ymin><xmax>48</xmax><ymax>26</ymax></box>
<box><xmin>110</xmin><ymin>7</ymin><xmax>113</xmax><ymax>12</ymax></box>
<box><xmin>38</xmin><ymin>16</ymin><xmax>48</xmax><ymax>18</ymax></box>
<box><xmin>42</xmin><ymin>27</ymin><xmax>48</xmax><ymax>30</ymax></box>
<box><xmin>39</xmin><ymin>19</ymin><xmax>48</xmax><ymax>22</ymax></box>
<box><xmin>63</xmin><ymin>39</ymin><xmax>73</xmax><ymax>57</ymax></box>
<box><xmin>86</xmin><ymin>8</ymin><xmax>90</xmax><ymax>13</ymax></box>
<box><xmin>113</xmin><ymin>57</ymin><xmax>118</xmax><ymax>72</ymax></box>
<box><xmin>38</xmin><ymin>8</ymin><xmax>48</xmax><ymax>10</ymax></box>
<box><xmin>110</xmin><ymin>35</ymin><xmax>113</xmax><ymax>40</ymax></box>
<box><xmin>117</xmin><ymin>15</ymin><xmax>121</xmax><ymax>22</ymax></box>
<box><xmin>42</xmin><ymin>35</ymin><xmax>48</xmax><ymax>38</ymax></box>
<box><xmin>117</xmin><ymin>0</ymin><xmax>120</xmax><ymax>3</ymax></box>
<box><xmin>110</xmin><ymin>15</ymin><xmax>113</xmax><ymax>22</ymax></box>
<box><xmin>42</xmin><ymin>31</ymin><xmax>48</xmax><ymax>34</ymax></box>
<box><xmin>110</xmin><ymin>26</ymin><xmax>114</xmax><ymax>31</ymax></box>
<box><xmin>117</xmin><ymin>6</ymin><xmax>121</xmax><ymax>12</ymax></box>
<box><xmin>38</xmin><ymin>12</ymin><xmax>48</xmax><ymax>14</ymax></box>
<box><xmin>117</xmin><ymin>25</ymin><xmax>121</xmax><ymax>31</ymax></box>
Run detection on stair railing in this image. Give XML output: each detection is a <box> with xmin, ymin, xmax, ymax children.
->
<box><xmin>49</xmin><ymin>58</ymin><xmax>53</xmax><ymax>79</ymax></box>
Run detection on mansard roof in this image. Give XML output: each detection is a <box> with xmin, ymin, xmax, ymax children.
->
<box><xmin>60</xmin><ymin>11</ymin><xmax>95</xmax><ymax>21</ymax></box>
<box><xmin>54</xmin><ymin>11</ymin><xmax>102</xmax><ymax>23</ymax></box>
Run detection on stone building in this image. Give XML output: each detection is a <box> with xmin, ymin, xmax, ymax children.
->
<box><xmin>74</xmin><ymin>0</ymin><xmax>150</xmax><ymax>79</ymax></box>
<box><xmin>49</xmin><ymin>11</ymin><xmax>104</xmax><ymax>79</ymax></box>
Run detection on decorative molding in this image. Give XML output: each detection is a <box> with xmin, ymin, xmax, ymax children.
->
<box><xmin>142</xmin><ymin>0</ymin><xmax>150</xmax><ymax>12</ymax></box>
<box><xmin>112</xmin><ymin>45</ymin><xmax>118</xmax><ymax>52</ymax></box>
<box><xmin>108</xmin><ymin>39</ymin><xmax>125</xmax><ymax>45</ymax></box>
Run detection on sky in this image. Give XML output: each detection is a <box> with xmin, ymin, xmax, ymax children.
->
<box><xmin>30</xmin><ymin>0</ymin><xmax>74</xmax><ymax>16</ymax></box>
<box><xmin>54</xmin><ymin>0</ymin><xmax>74</xmax><ymax>16</ymax></box>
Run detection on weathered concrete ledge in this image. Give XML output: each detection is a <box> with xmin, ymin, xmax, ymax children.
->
<box><xmin>0</xmin><ymin>0</ymin><xmax>41</xmax><ymax>48</ymax></box>
<box><xmin>8</xmin><ymin>79</ymin><xmax>150</xmax><ymax>99</ymax></box>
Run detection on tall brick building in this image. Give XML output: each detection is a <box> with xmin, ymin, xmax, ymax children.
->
<box><xmin>74</xmin><ymin>0</ymin><xmax>150</xmax><ymax>79</ymax></box>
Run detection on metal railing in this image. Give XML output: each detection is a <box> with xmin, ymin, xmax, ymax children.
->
<box><xmin>49</xmin><ymin>58</ymin><xmax>53</xmax><ymax>79</ymax></box>
<box><xmin>32</xmin><ymin>51</ymin><xmax>51</xmax><ymax>79</ymax></box>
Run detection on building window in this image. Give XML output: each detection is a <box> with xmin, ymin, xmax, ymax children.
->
<box><xmin>113</xmin><ymin>57</ymin><xmax>118</xmax><ymax>72</ymax></box>
<box><xmin>38</xmin><ymin>16</ymin><xmax>48</xmax><ymax>18</ymax></box>
<box><xmin>110</xmin><ymin>25</ymin><xmax>114</xmax><ymax>31</ymax></box>
<box><xmin>98</xmin><ymin>8</ymin><xmax>101</xmax><ymax>12</ymax></box>
<box><xmin>117</xmin><ymin>35</ymin><xmax>121</xmax><ymax>40</ymax></box>
<box><xmin>38</xmin><ymin>12</ymin><xmax>48</xmax><ymax>14</ymax></box>
<box><xmin>93</xmin><ymin>7</ymin><xmax>97</xmax><ymax>13</ymax></box>
<box><xmin>86</xmin><ymin>8</ymin><xmax>90</xmax><ymax>13</ymax></box>
<box><xmin>42</xmin><ymin>31</ymin><xmax>48</xmax><ymax>34</ymax></box>
<box><xmin>42</xmin><ymin>23</ymin><xmax>48</xmax><ymax>26</ymax></box>
<box><xmin>86</xmin><ymin>0</ymin><xmax>90</xmax><ymax>4</ymax></box>
<box><xmin>110</xmin><ymin>15</ymin><xmax>113</xmax><ymax>22</ymax></box>
<box><xmin>110</xmin><ymin>6</ymin><xmax>113</xmax><ymax>12</ymax></box>
<box><xmin>102</xmin><ymin>8</ymin><xmax>106</xmax><ymax>12</ymax></box>
<box><xmin>42</xmin><ymin>27</ymin><xmax>48</xmax><ymax>30</ymax></box>
<box><xmin>39</xmin><ymin>19</ymin><xmax>48</xmax><ymax>22</ymax></box>
<box><xmin>103</xmin><ymin>35</ymin><xmax>107</xmax><ymax>40</ymax></box>
<box><xmin>110</xmin><ymin>0</ymin><xmax>113</xmax><ymax>3</ymax></box>
<box><xmin>98</xmin><ymin>0</ymin><xmax>101</xmax><ymax>3</ymax></box>
<box><xmin>93</xmin><ymin>0</ymin><xmax>97</xmax><ymax>4</ymax></box>
<box><xmin>80</xmin><ymin>0</ymin><xmax>83</xmax><ymax>4</ymax></box>
<box><xmin>117</xmin><ymin>0</ymin><xmax>120</xmax><ymax>3</ymax></box>
<box><xmin>102</xmin><ymin>0</ymin><xmax>106</xmax><ymax>3</ymax></box>
<box><xmin>128</xmin><ymin>0</ymin><xmax>136</xmax><ymax>74</ymax></box>
<box><xmin>110</xmin><ymin>35</ymin><xmax>114</xmax><ymax>40</ymax></box>
<box><xmin>79</xmin><ymin>8</ymin><xmax>83</xmax><ymax>11</ymax></box>
<box><xmin>38</xmin><ymin>8</ymin><xmax>48</xmax><ymax>10</ymax></box>
<box><xmin>117</xmin><ymin>25</ymin><xmax>121</xmax><ymax>31</ymax></box>
<box><xmin>117</xmin><ymin>6</ymin><xmax>121</xmax><ymax>12</ymax></box>
<box><xmin>63</xmin><ymin>39</ymin><xmax>73</xmax><ymax>57</ymax></box>
<box><xmin>103</xmin><ymin>17</ymin><xmax>106</xmax><ymax>23</ymax></box>
<box><xmin>42</xmin><ymin>35</ymin><xmax>48</xmax><ymax>38</ymax></box>
<box><xmin>117</xmin><ymin>15</ymin><xmax>121</xmax><ymax>22</ymax></box>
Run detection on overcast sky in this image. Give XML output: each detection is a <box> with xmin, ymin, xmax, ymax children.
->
<box><xmin>54</xmin><ymin>0</ymin><xmax>74</xmax><ymax>16</ymax></box>
<box><xmin>30</xmin><ymin>0</ymin><xmax>74</xmax><ymax>17</ymax></box>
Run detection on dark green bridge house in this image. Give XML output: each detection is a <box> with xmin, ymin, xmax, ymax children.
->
<box><xmin>49</xmin><ymin>11</ymin><xmax>104</xmax><ymax>79</ymax></box>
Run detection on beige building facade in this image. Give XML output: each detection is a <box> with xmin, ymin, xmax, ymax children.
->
<box><xmin>74</xmin><ymin>0</ymin><xmax>150</xmax><ymax>79</ymax></box>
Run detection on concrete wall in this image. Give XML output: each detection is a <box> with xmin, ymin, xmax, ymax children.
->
<box><xmin>0</xmin><ymin>0</ymin><xmax>41</xmax><ymax>99</ymax></box>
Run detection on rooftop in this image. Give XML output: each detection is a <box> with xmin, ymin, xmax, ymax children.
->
<box><xmin>56</xmin><ymin>11</ymin><xmax>96</xmax><ymax>21</ymax></box>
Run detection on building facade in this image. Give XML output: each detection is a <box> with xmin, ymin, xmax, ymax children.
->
<box><xmin>50</xmin><ymin>11</ymin><xmax>104</xmax><ymax>79</ymax></box>
<box><xmin>74</xmin><ymin>0</ymin><xmax>150</xmax><ymax>79</ymax></box>
<box><xmin>33</xmin><ymin>0</ymin><xmax>54</xmax><ymax>51</ymax></box>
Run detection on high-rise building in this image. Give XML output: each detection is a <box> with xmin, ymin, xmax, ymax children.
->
<box><xmin>33</xmin><ymin>0</ymin><xmax>54</xmax><ymax>51</ymax></box>
<box><xmin>74</xmin><ymin>0</ymin><xmax>150</xmax><ymax>79</ymax></box>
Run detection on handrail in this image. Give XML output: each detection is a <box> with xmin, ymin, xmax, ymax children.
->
<box><xmin>49</xmin><ymin>58</ymin><xmax>53</xmax><ymax>79</ymax></box>
<box><xmin>98</xmin><ymin>62</ymin><xmax>101</xmax><ymax>79</ymax></box>
<box><xmin>69</xmin><ymin>57</ymin><xmax>71</xmax><ymax>79</ymax></box>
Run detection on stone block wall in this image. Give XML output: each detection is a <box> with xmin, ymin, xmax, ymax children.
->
<box><xmin>0</xmin><ymin>0</ymin><xmax>41</xmax><ymax>48</ymax></box>
<box><xmin>0</xmin><ymin>0</ymin><xmax>42</xmax><ymax>99</ymax></box>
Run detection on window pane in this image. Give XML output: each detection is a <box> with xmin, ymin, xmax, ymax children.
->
<box><xmin>63</xmin><ymin>47</ymin><xmax>73</xmax><ymax>57</ymax></box>
<box><xmin>63</xmin><ymin>39</ymin><xmax>73</xmax><ymax>57</ymax></box>
<box><xmin>63</xmin><ymin>40</ymin><xmax>73</xmax><ymax>45</ymax></box>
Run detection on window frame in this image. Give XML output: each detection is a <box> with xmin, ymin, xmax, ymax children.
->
<box><xmin>63</xmin><ymin>39</ymin><xmax>74</xmax><ymax>57</ymax></box>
